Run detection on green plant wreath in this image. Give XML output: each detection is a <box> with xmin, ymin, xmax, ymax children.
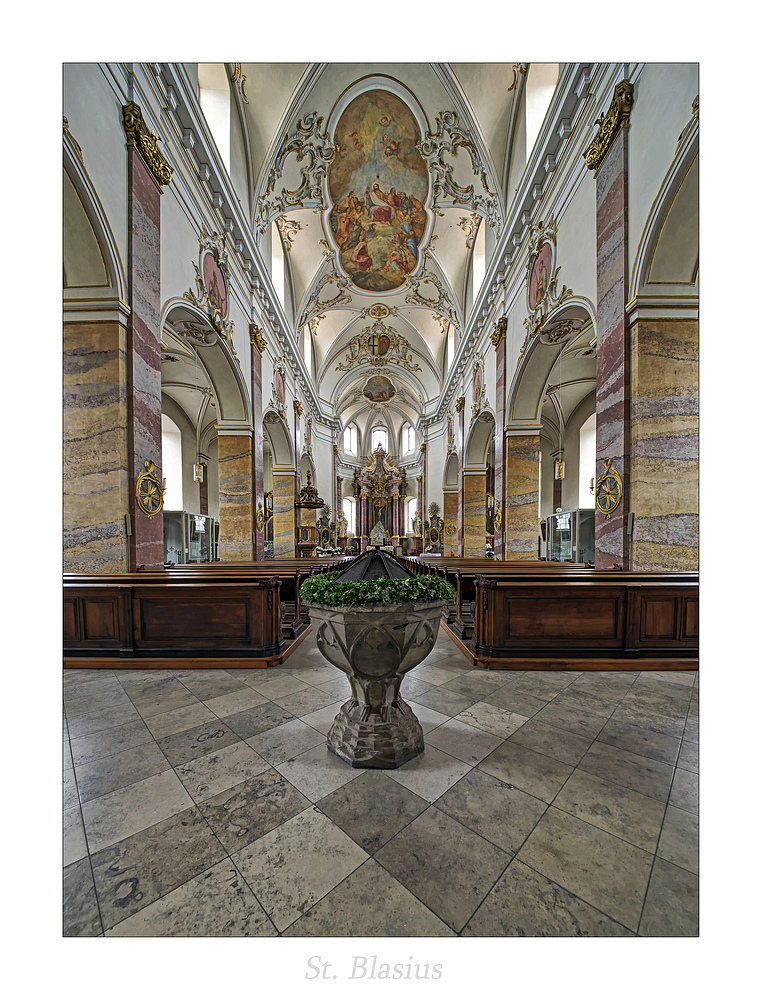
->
<box><xmin>300</xmin><ymin>570</ymin><xmax>454</xmax><ymax>609</ymax></box>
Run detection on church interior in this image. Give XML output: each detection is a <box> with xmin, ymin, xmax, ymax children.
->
<box><xmin>62</xmin><ymin>60</ymin><xmax>699</xmax><ymax>945</ymax></box>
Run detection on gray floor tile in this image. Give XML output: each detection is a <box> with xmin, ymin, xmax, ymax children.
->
<box><xmin>317</xmin><ymin>770</ymin><xmax>428</xmax><ymax>853</ymax></box>
<box><xmin>201</xmin><ymin>686</ymin><xmax>271</xmax><ymax>718</ymax></box>
<box><xmin>385</xmin><ymin>744</ymin><xmax>472</xmax><ymax>803</ymax></box>
<box><xmin>275</xmin><ymin>743</ymin><xmax>360</xmax><ymax>801</ymax></box>
<box><xmin>516</xmin><ymin>807</ymin><xmax>653</xmax><ymax>932</ymax></box>
<box><xmin>231</xmin><ymin>806</ymin><xmax>369</xmax><ymax>932</ymax></box>
<box><xmin>64</xmin><ymin>803</ymin><xmax>88</xmax><ymax>866</ymax></box>
<box><xmin>374</xmin><ymin>806</ymin><xmax>510</xmax><ymax>932</ymax></box>
<box><xmin>67</xmin><ymin>703</ymin><xmax>142</xmax><ymax>739</ymax></box>
<box><xmin>463</xmin><ymin>859</ymin><xmax>633</xmax><ymax>937</ymax></box>
<box><xmin>175</xmin><ymin>741</ymin><xmax>270</xmax><ymax>801</ymax></box>
<box><xmin>453</xmin><ymin>701</ymin><xmax>528</xmax><ymax>739</ymax></box>
<box><xmin>436</xmin><ymin>768</ymin><xmax>547</xmax><ymax>855</ymax></box>
<box><xmin>70</xmin><ymin>719</ymin><xmax>154</xmax><ymax>767</ymax></box>
<box><xmin>106</xmin><ymin>859</ymin><xmax>277</xmax><ymax>936</ymax></box>
<box><xmin>639</xmin><ymin>857</ymin><xmax>698</xmax><ymax>936</ymax></box>
<box><xmin>271</xmin><ymin>685</ymin><xmax>345</xmax><ymax>717</ymax></box>
<box><xmin>198</xmin><ymin>768</ymin><xmax>311</xmax><ymax>851</ymax></box>
<box><xmin>595</xmin><ymin>716</ymin><xmax>681</xmax><ymax>765</ymax></box>
<box><xmin>478</xmin><ymin>740</ymin><xmax>574</xmax><ymax>802</ymax></box>
<box><xmin>75</xmin><ymin>740</ymin><xmax>170</xmax><ymax>802</ymax></box>
<box><xmin>282</xmin><ymin>858</ymin><xmax>455</xmax><ymax>937</ymax></box>
<box><xmin>246</xmin><ymin>718</ymin><xmax>326</xmax><ymax>763</ymax></box>
<box><xmin>657</xmin><ymin>804</ymin><xmax>698</xmax><ymax>874</ymax></box>
<box><xmin>412</xmin><ymin>685</ymin><xmax>478</xmax><ymax>717</ymax></box>
<box><xmin>552</xmin><ymin>769</ymin><xmax>667</xmax><ymax>852</ymax></box>
<box><xmin>677</xmin><ymin>739</ymin><xmax>698</xmax><ymax>773</ymax></box>
<box><xmin>508</xmin><ymin>718</ymin><xmax>593</xmax><ymax>765</ymax></box>
<box><xmin>156</xmin><ymin>720</ymin><xmax>241</xmax><ymax>767</ymax></box>
<box><xmin>532</xmin><ymin>700</ymin><xmax>611</xmax><ymax>740</ymax></box>
<box><xmin>90</xmin><ymin>806</ymin><xmax>226</xmax><ymax>930</ymax></box>
<box><xmin>577</xmin><ymin>740</ymin><xmax>675</xmax><ymax>802</ymax></box>
<box><xmin>63</xmin><ymin>857</ymin><xmax>103</xmax><ymax>936</ymax></box>
<box><xmin>480</xmin><ymin>685</ymin><xmax>551</xmax><ymax>718</ymax></box>
<box><xmin>425</xmin><ymin>718</ymin><xmax>503</xmax><ymax>765</ymax></box>
<box><xmin>222</xmin><ymin>702</ymin><xmax>296</xmax><ymax>740</ymax></box>
<box><xmin>669</xmin><ymin>767</ymin><xmax>698</xmax><ymax>814</ymax></box>
<box><xmin>143</xmin><ymin>702</ymin><xmax>219</xmax><ymax>739</ymax></box>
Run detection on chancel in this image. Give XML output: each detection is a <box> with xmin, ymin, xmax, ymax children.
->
<box><xmin>63</xmin><ymin>61</ymin><xmax>698</xmax><ymax>938</ymax></box>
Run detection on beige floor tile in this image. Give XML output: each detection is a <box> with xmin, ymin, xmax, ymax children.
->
<box><xmin>453</xmin><ymin>701</ymin><xmax>528</xmax><ymax>739</ymax></box>
<box><xmin>201</xmin><ymin>686</ymin><xmax>270</xmax><ymax>718</ymax></box>
<box><xmin>298</xmin><ymin>700</ymin><xmax>345</xmax><ymax>735</ymax></box>
<box><xmin>478</xmin><ymin>740</ymin><xmax>573</xmax><ymax>802</ymax></box>
<box><xmin>385</xmin><ymin>744</ymin><xmax>472</xmax><ymax>802</ymax></box>
<box><xmin>175</xmin><ymin>740</ymin><xmax>270</xmax><ymax>801</ymax></box>
<box><xmin>246</xmin><ymin>718</ymin><xmax>326</xmax><ymax>763</ymax></box>
<box><xmin>275</xmin><ymin>743</ymin><xmax>360</xmax><ymax>801</ymax></box>
<box><xmin>143</xmin><ymin>702</ymin><xmax>218</xmax><ymax>739</ymax></box>
<box><xmin>64</xmin><ymin>804</ymin><xmax>88</xmax><ymax>866</ymax></box>
<box><xmin>424</xmin><ymin>718</ymin><xmax>503</xmax><ymax>765</ymax></box>
<box><xmin>405</xmin><ymin>701</ymin><xmax>450</xmax><ymax>734</ymax></box>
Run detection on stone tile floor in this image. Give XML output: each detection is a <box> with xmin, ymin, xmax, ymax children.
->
<box><xmin>63</xmin><ymin>629</ymin><xmax>698</xmax><ymax>937</ymax></box>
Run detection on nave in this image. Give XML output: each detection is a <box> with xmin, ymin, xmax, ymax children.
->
<box><xmin>64</xmin><ymin>629</ymin><xmax>698</xmax><ymax>938</ymax></box>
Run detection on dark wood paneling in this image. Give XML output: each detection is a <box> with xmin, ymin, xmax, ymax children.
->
<box><xmin>135</xmin><ymin>594</ymin><xmax>250</xmax><ymax>641</ymax></box>
<box><xmin>503</xmin><ymin>594</ymin><xmax>622</xmax><ymax>640</ymax></box>
<box><xmin>63</xmin><ymin>598</ymin><xmax>79</xmax><ymax>641</ymax></box>
<box><xmin>683</xmin><ymin>597</ymin><xmax>699</xmax><ymax>640</ymax></box>
<box><xmin>640</xmin><ymin>596</ymin><xmax>679</xmax><ymax>640</ymax></box>
<box><xmin>83</xmin><ymin>597</ymin><xmax>119</xmax><ymax>641</ymax></box>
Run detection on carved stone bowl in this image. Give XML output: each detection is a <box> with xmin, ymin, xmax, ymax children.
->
<box><xmin>303</xmin><ymin>599</ymin><xmax>446</xmax><ymax>768</ymax></box>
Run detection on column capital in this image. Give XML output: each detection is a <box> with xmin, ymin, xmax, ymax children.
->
<box><xmin>455</xmin><ymin>396</ymin><xmax>466</xmax><ymax>413</ymax></box>
<box><xmin>491</xmin><ymin>317</ymin><xmax>507</xmax><ymax>349</ymax></box>
<box><xmin>122</xmin><ymin>102</ymin><xmax>173</xmax><ymax>187</ymax></box>
<box><xmin>249</xmin><ymin>322</ymin><xmax>267</xmax><ymax>353</ymax></box>
<box><xmin>583</xmin><ymin>79</ymin><xmax>634</xmax><ymax>173</ymax></box>
<box><xmin>293</xmin><ymin>399</ymin><xmax>303</xmax><ymax>416</ymax></box>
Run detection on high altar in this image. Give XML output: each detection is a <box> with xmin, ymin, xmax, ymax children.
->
<box><xmin>353</xmin><ymin>445</ymin><xmax>408</xmax><ymax>553</ymax></box>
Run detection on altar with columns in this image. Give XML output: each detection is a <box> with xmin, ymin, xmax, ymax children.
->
<box><xmin>353</xmin><ymin>445</ymin><xmax>408</xmax><ymax>553</ymax></box>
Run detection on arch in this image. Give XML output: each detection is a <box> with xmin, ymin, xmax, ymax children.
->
<box><xmin>262</xmin><ymin>411</ymin><xmax>294</xmax><ymax>470</ymax></box>
<box><xmin>443</xmin><ymin>451</ymin><xmax>459</xmax><ymax>489</ymax></box>
<box><xmin>63</xmin><ymin>136</ymin><xmax>127</xmax><ymax>304</ymax></box>
<box><xmin>507</xmin><ymin>298</ymin><xmax>596</xmax><ymax>424</ymax></box>
<box><xmin>465</xmin><ymin>410</ymin><xmax>496</xmax><ymax>470</ymax></box>
<box><xmin>161</xmin><ymin>298</ymin><xmax>251</xmax><ymax>425</ymax></box>
<box><xmin>300</xmin><ymin>451</ymin><xmax>317</xmax><ymax>488</ymax></box>
<box><xmin>631</xmin><ymin>126</ymin><xmax>699</xmax><ymax>297</ymax></box>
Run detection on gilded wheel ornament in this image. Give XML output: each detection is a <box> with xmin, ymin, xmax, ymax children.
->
<box><xmin>136</xmin><ymin>460</ymin><xmax>164</xmax><ymax>519</ymax></box>
<box><xmin>595</xmin><ymin>458</ymin><xmax>623</xmax><ymax>520</ymax></box>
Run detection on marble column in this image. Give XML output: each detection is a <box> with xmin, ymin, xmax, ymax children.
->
<box><xmin>272</xmin><ymin>473</ymin><xmax>296</xmax><ymax>557</ymax></box>
<box><xmin>629</xmin><ymin>317</ymin><xmax>698</xmax><ymax>570</ymax></box>
<box><xmin>217</xmin><ymin>431</ymin><xmax>254</xmax><ymax>561</ymax></box>
<box><xmin>463</xmin><ymin>472</ymin><xmax>487</xmax><ymax>557</ymax></box>
<box><xmin>492</xmin><ymin>319</ymin><xmax>507</xmax><ymax>558</ymax></box>
<box><xmin>456</xmin><ymin>397</ymin><xmax>465</xmax><ymax>555</ymax></box>
<box><xmin>590</xmin><ymin>85</ymin><xmax>632</xmax><ymax>569</ymax></box>
<box><xmin>249</xmin><ymin>324</ymin><xmax>266</xmax><ymax>560</ymax></box>
<box><xmin>443</xmin><ymin>491</ymin><xmax>458</xmax><ymax>556</ymax></box>
<box><xmin>551</xmin><ymin>448</ymin><xmax>564</xmax><ymax>513</ymax></box>
<box><xmin>420</xmin><ymin>443</ymin><xmax>427</xmax><ymax>523</ymax></box>
<box><xmin>63</xmin><ymin>319</ymin><xmax>131</xmax><ymax>573</ymax></box>
<box><xmin>504</xmin><ymin>433</ymin><xmax>540</xmax><ymax>559</ymax></box>
<box><xmin>198</xmin><ymin>457</ymin><xmax>209</xmax><ymax>516</ymax></box>
<box><xmin>125</xmin><ymin>115</ymin><xmax>165</xmax><ymax>571</ymax></box>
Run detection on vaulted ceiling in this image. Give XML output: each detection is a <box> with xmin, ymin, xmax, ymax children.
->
<box><xmin>232</xmin><ymin>63</ymin><xmax>530</xmax><ymax>447</ymax></box>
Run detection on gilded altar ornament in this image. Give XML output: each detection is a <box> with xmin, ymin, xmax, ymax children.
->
<box><xmin>583</xmin><ymin>80</ymin><xmax>634</xmax><ymax>173</ymax></box>
<box><xmin>136</xmin><ymin>460</ymin><xmax>164</xmax><ymax>518</ymax></box>
<box><xmin>493</xmin><ymin>501</ymin><xmax>502</xmax><ymax>532</ymax></box>
<box><xmin>455</xmin><ymin>396</ymin><xmax>465</xmax><ymax>414</ymax></box>
<box><xmin>122</xmin><ymin>102</ymin><xmax>173</xmax><ymax>187</ymax></box>
<box><xmin>249</xmin><ymin>323</ymin><xmax>267</xmax><ymax>353</ymax></box>
<box><xmin>256</xmin><ymin>502</ymin><xmax>266</xmax><ymax>534</ymax></box>
<box><xmin>293</xmin><ymin>399</ymin><xmax>304</xmax><ymax>416</ymax></box>
<box><xmin>595</xmin><ymin>458</ymin><xmax>623</xmax><ymax>519</ymax></box>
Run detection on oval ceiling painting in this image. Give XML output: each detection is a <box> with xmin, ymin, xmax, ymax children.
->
<box><xmin>329</xmin><ymin>89</ymin><xmax>429</xmax><ymax>293</ymax></box>
<box><xmin>363</xmin><ymin>374</ymin><xmax>396</xmax><ymax>403</ymax></box>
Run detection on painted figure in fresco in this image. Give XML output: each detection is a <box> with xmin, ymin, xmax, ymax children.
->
<box><xmin>351</xmin><ymin>239</ymin><xmax>373</xmax><ymax>273</ymax></box>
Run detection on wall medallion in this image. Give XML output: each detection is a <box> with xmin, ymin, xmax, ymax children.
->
<box><xmin>136</xmin><ymin>460</ymin><xmax>164</xmax><ymax>519</ymax></box>
<box><xmin>595</xmin><ymin>458</ymin><xmax>623</xmax><ymax>519</ymax></box>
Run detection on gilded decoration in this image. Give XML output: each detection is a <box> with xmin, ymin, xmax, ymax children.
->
<box><xmin>136</xmin><ymin>460</ymin><xmax>164</xmax><ymax>519</ymax></box>
<box><xmin>122</xmin><ymin>102</ymin><xmax>173</xmax><ymax>187</ymax></box>
<box><xmin>583</xmin><ymin>80</ymin><xmax>634</xmax><ymax>173</ymax></box>
<box><xmin>491</xmin><ymin>317</ymin><xmax>507</xmax><ymax>349</ymax></box>
<box><xmin>472</xmin><ymin>357</ymin><xmax>487</xmax><ymax>419</ymax></box>
<box><xmin>595</xmin><ymin>458</ymin><xmax>623</xmax><ymax>519</ymax></box>
<box><xmin>249</xmin><ymin>323</ymin><xmax>267</xmax><ymax>353</ymax></box>
<box><xmin>521</xmin><ymin>218</ymin><xmax>573</xmax><ymax>355</ymax></box>
<box><xmin>267</xmin><ymin>365</ymin><xmax>287</xmax><ymax>418</ymax></box>
<box><xmin>293</xmin><ymin>399</ymin><xmax>304</xmax><ymax>417</ymax></box>
<box><xmin>335</xmin><ymin>319</ymin><xmax>421</xmax><ymax>374</ymax></box>
<box><xmin>328</xmin><ymin>89</ymin><xmax>429</xmax><ymax>292</ymax></box>
<box><xmin>455</xmin><ymin>395</ymin><xmax>465</xmax><ymax>414</ymax></box>
<box><xmin>185</xmin><ymin>229</ymin><xmax>236</xmax><ymax>348</ymax></box>
<box><xmin>256</xmin><ymin>502</ymin><xmax>266</xmax><ymax>534</ymax></box>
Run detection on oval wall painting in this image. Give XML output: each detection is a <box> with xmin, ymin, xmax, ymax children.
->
<box><xmin>363</xmin><ymin>374</ymin><xmax>396</xmax><ymax>403</ymax></box>
<box><xmin>528</xmin><ymin>243</ymin><xmax>552</xmax><ymax>312</ymax></box>
<box><xmin>328</xmin><ymin>89</ymin><xmax>429</xmax><ymax>293</ymax></box>
<box><xmin>203</xmin><ymin>252</ymin><xmax>228</xmax><ymax>318</ymax></box>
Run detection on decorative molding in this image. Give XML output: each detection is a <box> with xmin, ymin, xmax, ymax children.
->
<box><xmin>335</xmin><ymin>319</ymin><xmax>422</xmax><ymax>374</ymax></box>
<box><xmin>184</xmin><ymin>228</ymin><xmax>236</xmax><ymax>354</ymax></box>
<box><xmin>491</xmin><ymin>316</ymin><xmax>507</xmax><ymax>349</ymax></box>
<box><xmin>521</xmin><ymin>216</ymin><xmax>573</xmax><ymax>353</ymax></box>
<box><xmin>276</xmin><ymin>216</ymin><xmax>301</xmax><ymax>252</ymax></box>
<box><xmin>419</xmin><ymin>110</ymin><xmax>500</xmax><ymax>229</ymax></box>
<box><xmin>122</xmin><ymin>102</ymin><xmax>173</xmax><ymax>187</ymax></box>
<box><xmin>538</xmin><ymin>318</ymin><xmax>583</xmax><ymax>346</ymax></box>
<box><xmin>458</xmin><ymin>213</ymin><xmax>480</xmax><ymax>250</ymax></box>
<box><xmin>63</xmin><ymin>117</ymin><xmax>84</xmax><ymax>163</ymax></box>
<box><xmin>405</xmin><ymin>266</ymin><xmax>460</xmax><ymax>332</ymax></box>
<box><xmin>230</xmin><ymin>63</ymin><xmax>249</xmax><ymax>104</ymax></box>
<box><xmin>507</xmin><ymin>64</ymin><xmax>527</xmax><ymax>93</ymax></box>
<box><xmin>255</xmin><ymin>112</ymin><xmax>336</xmax><ymax>236</ymax></box>
<box><xmin>249</xmin><ymin>322</ymin><xmax>267</xmax><ymax>353</ymax></box>
<box><xmin>293</xmin><ymin>399</ymin><xmax>304</xmax><ymax>416</ymax></box>
<box><xmin>583</xmin><ymin>80</ymin><xmax>634</xmax><ymax>173</ymax></box>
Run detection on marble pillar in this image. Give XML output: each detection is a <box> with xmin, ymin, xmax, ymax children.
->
<box><xmin>492</xmin><ymin>321</ymin><xmax>507</xmax><ymax>558</ymax></box>
<box><xmin>443</xmin><ymin>491</ymin><xmax>458</xmax><ymax>556</ymax></box>
<box><xmin>456</xmin><ymin>399</ymin><xmax>465</xmax><ymax>555</ymax></box>
<box><xmin>594</xmin><ymin>126</ymin><xmax>630</xmax><ymax>568</ymax></box>
<box><xmin>250</xmin><ymin>326</ymin><xmax>266</xmax><ymax>560</ymax></box>
<box><xmin>217</xmin><ymin>433</ymin><xmax>254</xmax><ymax>561</ymax></box>
<box><xmin>463</xmin><ymin>473</ymin><xmax>487</xmax><ymax>557</ymax></box>
<box><xmin>63</xmin><ymin>320</ymin><xmax>131</xmax><ymax>573</ymax></box>
<box><xmin>126</xmin><ymin>143</ymin><xmax>164</xmax><ymax>570</ymax></box>
<box><xmin>504</xmin><ymin>434</ymin><xmax>540</xmax><ymax>559</ymax></box>
<box><xmin>629</xmin><ymin>318</ymin><xmax>698</xmax><ymax>570</ymax></box>
<box><xmin>272</xmin><ymin>473</ymin><xmax>296</xmax><ymax>557</ymax></box>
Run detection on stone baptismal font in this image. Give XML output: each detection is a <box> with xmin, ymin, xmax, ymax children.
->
<box><xmin>301</xmin><ymin>546</ymin><xmax>450</xmax><ymax>768</ymax></box>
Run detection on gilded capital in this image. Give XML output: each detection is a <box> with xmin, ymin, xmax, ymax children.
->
<box><xmin>333</xmin><ymin>444</ymin><xmax>339</xmax><ymax>455</ymax></box>
<box><xmin>491</xmin><ymin>317</ymin><xmax>507</xmax><ymax>349</ymax></box>
<box><xmin>249</xmin><ymin>323</ymin><xmax>267</xmax><ymax>353</ymax></box>
<box><xmin>583</xmin><ymin>80</ymin><xmax>634</xmax><ymax>172</ymax></box>
<box><xmin>293</xmin><ymin>399</ymin><xmax>304</xmax><ymax>416</ymax></box>
<box><xmin>420</xmin><ymin>443</ymin><xmax>426</xmax><ymax>453</ymax></box>
<box><xmin>122</xmin><ymin>102</ymin><xmax>173</xmax><ymax>187</ymax></box>
<box><xmin>455</xmin><ymin>396</ymin><xmax>466</xmax><ymax>413</ymax></box>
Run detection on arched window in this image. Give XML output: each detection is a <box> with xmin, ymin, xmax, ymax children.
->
<box><xmin>271</xmin><ymin>221</ymin><xmax>285</xmax><ymax>308</ymax></box>
<box><xmin>578</xmin><ymin>413</ymin><xmax>596</xmax><ymax>508</ymax></box>
<box><xmin>401</xmin><ymin>423</ymin><xmax>416</xmax><ymax>454</ymax></box>
<box><xmin>371</xmin><ymin>426</ymin><xmax>388</xmax><ymax>452</ymax></box>
<box><xmin>343</xmin><ymin>424</ymin><xmax>358</xmax><ymax>454</ymax></box>
<box><xmin>161</xmin><ymin>414</ymin><xmax>183</xmax><ymax>511</ymax></box>
<box><xmin>302</xmin><ymin>323</ymin><xmax>312</xmax><ymax>377</ymax></box>
<box><xmin>407</xmin><ymin>498</ymin><xmax>417</xmax><ymax>534</ymax></box>
<box><xmin>342</xmin><ymin>497</ymin><xmax>354</xmax><ymax>533</ymax></box>
<box><xmin>525</xmin><ymin>63</ymin><xmax>559</xmax><ymax>161</ymax></box>
<box><xmin>445</xmin><ymin>323</ymin><xmax>455</xmax><ymax>372</ymax></box>
<box><xmin>471</xmin><ymin>218</ymin><xmax>486</xmax><ymax>302</ymax></box>
<box><xmin>198</xmin><ymin>64</ymin><xmax>231</xmax><ymax>173</ymax></box>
